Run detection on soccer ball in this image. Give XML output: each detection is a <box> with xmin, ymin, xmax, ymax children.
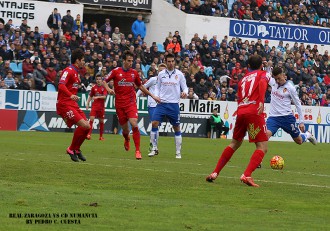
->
<box><xmin>270</xmin><ymin>155</ymin><xmax>284</xmax><ymax>170</ymax></box>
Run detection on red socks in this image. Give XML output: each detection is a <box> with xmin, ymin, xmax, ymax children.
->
<box><xmin>213</xmin><ymin>146</ymin><xmax>235</xmax><ymax>174</ymax></box>
<box><xmin>88</xmin><ymin>120</ymin><xmax>93</xmax><ymax>136</ymax></box>
<box><xmin>244</xmin><ymin>150</ymin><xmax>265</xmax><ymax>177</ymax></box>
<box><xmin>132</xmin><ymin>126</ymin><xmax>140</xmax><ymax>152</ymax></box>
<box><xmin>69</xmin><ymin>126</ymin><xmax>90</xmax><ymax>151</ymax></box>
<box><xmin>99</xmin><ymin>122</ymin><xmax>104</xmax><ymax>137</ymax></box>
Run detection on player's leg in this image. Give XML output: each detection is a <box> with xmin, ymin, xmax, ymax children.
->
<box><xmin>126</xmin><ymin>106</ymin><xmax>141</xmax><ymax>160</ymax></box>
<box><xmin>167</xmin><ymin>103</ymin><xmax>182</xmax><ymax>159</ymax></box>
<box><xmin>241</xmin><ymin>115</ymin><xmax>268</xmax><ymax>187</ymax></box>
<box><xmin>99</xmin><ymin>117</ymin><xmax>105</xmax><ymax>140</ymax></box>
<box><xmin>149</xmin><ymin>104</ymin><xmax>165</xmax><ymax>157</ymax></box>
<box><xmin>86</xmin><ymin>115</ymin><xmax>95</xmax><ymax>140</ymax></box>
<box><xmin>206</xmin><ymin>115</ymin><xmax>246</xmax><ymax>182</ymax></box>
<box><xmin>117</xmin><ymin>108</ymin><xmax>130</xmax><ymax>151</ymax></box>
<box><xmin>73</xmin><ymin>118</ymin><xmax>90</xmax><ymax>161</ymax></box>
<box><xmin>266</xmin><ymin>116</ymin><xmax>280</xmax><ymax>139</ymax></box>
<box><xmin>148</xmin><ymin>107</ymin><xmax>157</xmax><ymax>151</ymax></box>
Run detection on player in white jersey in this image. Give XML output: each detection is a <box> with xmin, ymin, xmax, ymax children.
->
<box><xmin>266</xmin><ymin>67</ymin><xmax>317</xmax><ymax>145</ymax></box>
<box><xmin>136</xmin><ymin>63</ymin><xmax>167</xmax><ymax>152</ymax></box>
<box><xmin>148</xmin><ymin>54</ymin><xmax>188</xmax><ymax>159</ymax></box>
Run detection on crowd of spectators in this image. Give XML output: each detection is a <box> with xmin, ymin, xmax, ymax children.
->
<box><xmin>167</xmin><ymin>0</ymin><xmax>330</xmax><ymax>27</ymax></box>
<box><xmin>0</xmin><ymin>6</ymin><xmax>330</xmax><ymax>107</ymax></box>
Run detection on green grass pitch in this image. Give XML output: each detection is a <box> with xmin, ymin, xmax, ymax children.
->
<box><xmin>0</xmin><ymin>131</ymin><xmax>329</xmax><ymax>231</ymax></box>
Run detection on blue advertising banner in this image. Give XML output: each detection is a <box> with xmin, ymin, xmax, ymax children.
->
<box><xmin>229</xmin><ymin>20</ymin><xmax>330</xmax><ymax>45</ymax></box>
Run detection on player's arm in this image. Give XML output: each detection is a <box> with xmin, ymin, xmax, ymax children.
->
<box><xmin>136</xmin><ymin>78</ymin><xmax>154</xmax><ymax>97</ymax></box>
<box><xmin>289</xmin><ymin>85</ymin><xmax>305</xmax><ymax>131</ymax></box>
<box><xmin>58</xmin><ymin>70</ymin><xmax>80</xmax><ymax>102</ymax></box>
<box><xmin>179</xmin><ymin>74</ymin><xmax>188</xmax><ymax>98</ymax></box>
<box><xmin>138</xmin><ymin>84</ymin><xmax>160</xmax><ymax>103</ymax></box>
<box><xmin>86</xmin><ymin>95</ymin><xmax>92</xmax><ymax>110</ymax></box>
<box><xmin>103</xmin><ymin>71</ymin><xmax>115</xmax><ymax>95</ymax></box>
<box><xmin>257</xmin><ymin>77</ymin><xmax>268</xmax><ymax>115</ymax></box>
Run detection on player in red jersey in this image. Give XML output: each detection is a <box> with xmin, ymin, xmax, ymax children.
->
<box><xmin>56</xmin><ymin>48</ymin><xmax>90</xmax><ymax>162</ymax></box>
<box><xmin>206</xmin><ymin>55</ymin><xmax>270</xmax><ymax>187</ymax></box>
<box><xmin>86</xmin><ymin>74</ymin><xmax>108</xmax><ymax>141</ymax></box>
<box><xmin>103</xmin><ymin>51</ymin><xmax>160</xmax><ymax>160</ymax></box>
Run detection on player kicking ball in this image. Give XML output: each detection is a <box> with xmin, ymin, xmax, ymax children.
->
<box><xmin>266</xmin><ymin>67</ymin><xmax>317</xmax><ymax>145</ymax></box>
<box><xmin>56</xmin><ymin>48</ymin><xmax>90</xmax><ymax>162</ymax></box>
<box><xmin>86</xmin><ymin>73</ymin><xmax>108</xmax><ymax>141</ymax></box>
<box><xmin>103</xmin><ymin>51</ymin><xmax>160</xmax><ymax>160</ymax></box>
<box><xmin>136</xmin><ymin>63</ymin><xmax>167</xmax><ymax>154</ymax></box>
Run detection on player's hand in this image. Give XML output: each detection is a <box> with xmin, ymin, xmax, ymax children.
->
<box><xmin>153</xmin><ymin>95</ymin><xmax>161</xmax><ymax>103</ymax></box>
<box><xmin>108</xmin><ymin>89</ymin><xmax>115</xmax><ymax>95</ymax></box>
<box><xmin>257</xmin><ymin>102</ymin><xmax>264</xmax><ymax>115</ymax></box>
<box><xmin>181</xmin><ymin>92</ymin><xmax>187</xmax><ymax>98</ymax></box>
<box><xmin>70</xmin><ymin>95</ymin><xmax>80</xmax><ymax>102</ymax></box>
<box><xmin>299</xmin><ymin>123</ymin><xmax>305</xmax><ymax>132</ymax></box>
<box><xmin>86</xmin><ymin>105</ymin><xmax>89</xmax><ymax>110</ymax></box>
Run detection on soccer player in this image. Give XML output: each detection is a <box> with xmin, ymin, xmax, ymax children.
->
<box><xmin>86</xmin><ymin>73</ymin><xmax>108</xmax><ymax>141</ymax></box>
<box><xmin>136</xmin><ymin>63</ymin><xmax>167</xmax><ymax>153</ymax></box>
<box><xmin>103</xmin><ymin>51</ymin><xmax>160</xmax><ymax>160</ymax></box>
<box><xmin>56</xmin><ymin>48</ymin><xmax>90</xmax><ymax>162</ymax></box>
<box><xmin>206</xmin><ymin>55</ymin><xmax>269</xmax><ymax>187</ymax></box>
<box><xmin>266</xmin><ymin>67</ymin><xmax>317</xmax><ymax>145</ymax></box>
<box><xmin>148</xmin><ymin>54</ymin><xmax>188</xmax><ymax>159</ymax></box>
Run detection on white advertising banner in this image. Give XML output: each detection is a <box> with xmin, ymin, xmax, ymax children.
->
<box><xmin>0</xmin><ymin>0</ymin><xmax>84</xmax><ymax>34</ymax></box>
<box><xmin>1</xmin><ymin>89</ymin><xmax>329</xmax><ymax>143</ymax></box>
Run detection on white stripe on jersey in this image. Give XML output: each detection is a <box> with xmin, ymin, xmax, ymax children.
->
<box><xmin>156</xmin><ymin>69</ymin><xmax>188</xmax><ymax>104</ymax></box>
<box><xmin>268</xmin><ymin>78</ymin><xmax>304</xmax><ymax>123</ymax></box>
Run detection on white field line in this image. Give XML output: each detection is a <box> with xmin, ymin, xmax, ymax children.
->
<box><xmin>6</xmin><ymin>157</ymin><xmax>330</xmax><ymax>189</ymax></box>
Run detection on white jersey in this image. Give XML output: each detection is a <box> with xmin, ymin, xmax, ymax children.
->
<box><xmin>136</xmin><ymin>76</ymin><xmax>158</xmax><ymax>107</ymax></box>
<box><xmin>156</xmin><ymin>69</ymin><xmax>188</xmax><ymax>103</ymax></box>
<box><xmin>268</xmin><ymin>78</ymin><xmax>304</xmax><ymax>123</ymax></box>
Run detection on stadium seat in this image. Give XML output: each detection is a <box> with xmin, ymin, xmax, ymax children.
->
<box><xmin>9</xmin><ymin>62</ymin><xmax>20</xmax><ymax>74</ymax></box>
<box><xmin>47</xmin><ymin>83</ymin><xmax>56</xmax><ymax>92</ymax></box>
<box><xmin>157</xmin><ymin>43</ymin><xmax>165</xmax><ymax>53</ymax></box>
<box><xmin>16</xmin><ymin>62</ymin><xmax>23</xmax><ymax>74</ymax></box>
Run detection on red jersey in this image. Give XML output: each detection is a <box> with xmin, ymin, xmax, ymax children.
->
<box><xmin>237</xmin><ymin>69</ymin><xmax>270</xmax><ymax>115</ymax></box>
<box><xmin>89</xmin><ymin>84</ymin><xmax>107</xmax><ymax>109</ymax></box>
<box><xmin>57</xmin><ymin>65</ymin><xmax>81</xmax><ymax>106</ymax></box>
<box><xmin>105</xmin><ymin>67</ymin><xmax>141</xmax><ymax>108</ymax></box>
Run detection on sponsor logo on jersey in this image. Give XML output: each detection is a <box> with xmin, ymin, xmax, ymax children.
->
<box><xmin>118</xmin><ymin>79</ymin><xmax>134</xmax><ymax>86</ymax></box>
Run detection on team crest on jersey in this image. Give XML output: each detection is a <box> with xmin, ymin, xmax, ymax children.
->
<box><xmin>283</xmin><ymin>88</ymin><xmax>287</xmax><ymax>93</ymax></box>
<box><xmin>175</xmin><ymin>75</ymin><xmax>178</xmax><ymax>80</ymax></box>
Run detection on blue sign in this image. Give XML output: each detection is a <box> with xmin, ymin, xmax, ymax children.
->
<box><xmin>229</xmin><ymin>20</ymin><xmax>330</xmax><ymax>45</ymax></box>
<box><xmin>5</xmin><ymin>90</ymin><xmax>19</xmax><ymax>109</ymax></box>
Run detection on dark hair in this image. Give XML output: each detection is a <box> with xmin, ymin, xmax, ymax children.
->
<box><xmin>165</xmin><ymin>53</ymin><xmax>175</xmax><ymax>61</ymax></box>
<box><xmin>71</xmin><ymin>48</ymin><xmax>84</xmax><ymax>64</ymax></box>
<box><xmin>122</xmin><ymin>50</ymin><xmax>134</xmax><ymax>61</ymax></box>
<box><xmin>272</xmin><ymin>66</ymin><xmax>283</xmax><ymax>76</ymax></box>
<box><xmin>248</xmin><ymin>54</ymin><xmax>262</xmax><ymax>70</ymax></box>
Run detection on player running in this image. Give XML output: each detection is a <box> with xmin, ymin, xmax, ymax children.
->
<box><xmin>148</xmin><ymin>54</ymin><xmax>188</xmax><ymax>159</ymax></box>
<box><xmin>86</xmin><ymin>73</ymin><xmax>108</xmax><ymax>141</ymax></box>
<box><xmin>206</xmin><ymin>55</ymin><xmax>270</xmax><ymax>187</ymax></box>
<box><xmin>266</xmin><ymin>67</ymin><xmax>317</xmax><ymax>145</ymax></box>
<box><xmin>136</xmin><ymin>63</ymin><xmax>167</xmax><ymax>153</ymax></box>
<box><xmin>56</xmin><ymin>48</ymin><xmax>90</xmax><ymax>162</ymax></box>
<box><xmin>103</xmin><ymin>51</ymin><xmax>160</xmax><ymax>160</ymax></box>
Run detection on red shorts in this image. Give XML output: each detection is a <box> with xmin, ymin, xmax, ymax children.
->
<box><xmin>233</xmin><ymin>114</ymin><xmax>268</xmax><ymax>143</ymax></box>
<box><xmin>116</xmin><ymin>105</ymin><xmax>138</xmax><ymax>125</ymax></box>
<box><xmin>56</xmin><ymin>103</ymin><xmax>87</xmax><ymax>128</ymax></box>
<box><xmin>90</xmin><ymin>107</ymin><xmax>105</xmax><ymax>119</ymax></box>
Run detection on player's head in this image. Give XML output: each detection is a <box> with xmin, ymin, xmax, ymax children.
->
<box><xmin>71</xmin><ymin>48</ymin><xmax>85</xmax><ymax>68</ymax></box>
<box><xmin>158</xmin><ymin>63</ymin><xmax>167</xmax><ymax>72</ymax></box>
<box><xmin>272</xmin><ymin>66</ymin><xmax>286</xmax><ymax>85</ymax></box>
<box><xmin>165</xmin><ymin>54</ymin><xmax>175</xmax><ymax>71</ymax></box>
<box><xmin>95</xmin><ymin>73</ymin><xmax>103</xmax><ymax>86</ymax></box>
<box><xmin>122</xmin><ymin>50</ymin><xmax>134</xmax><ymax>69</ymax></box>
<box><xmin>212</xmin><ymin>109</ymin><xmax>218</xmax><ymax>115</ymax></box>
<box><xmin>247</xmin><ymin>54</ymin><xmax>262</xmax><ymax>70</ymax></box>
